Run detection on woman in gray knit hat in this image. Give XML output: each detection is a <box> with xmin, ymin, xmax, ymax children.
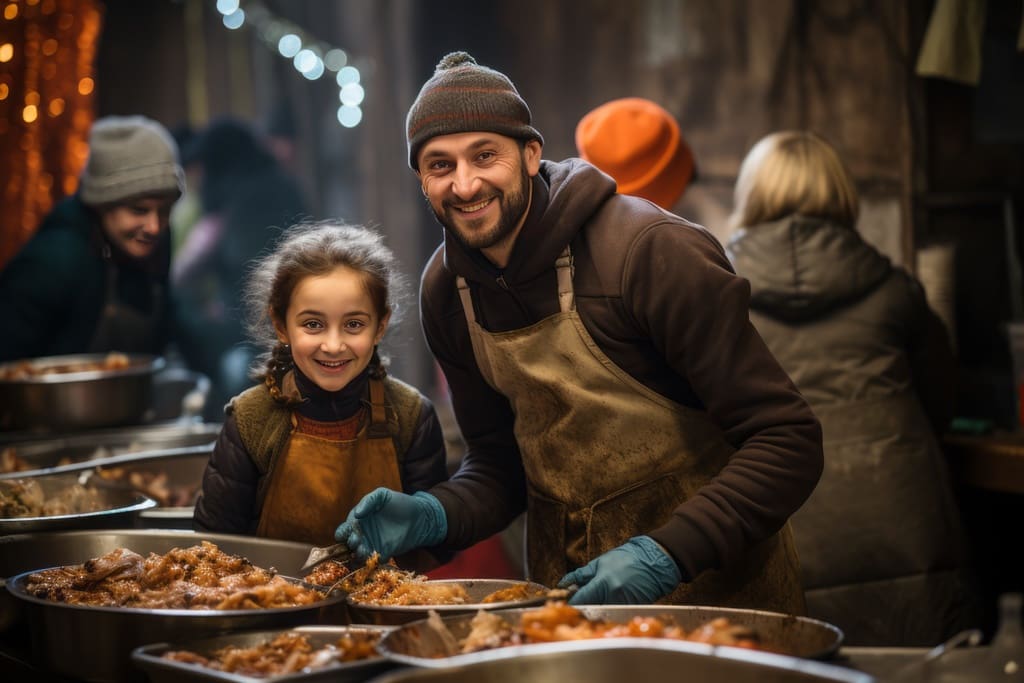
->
<box><xmin>0</xmin><ymin>115</ymin><xmax>185</xmax><ymax>361</ymax></box>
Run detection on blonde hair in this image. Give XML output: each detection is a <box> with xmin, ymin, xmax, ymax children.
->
<box><xmin>729</xmin><ymin>131</ymin><xmax>859</xmax><ymax>231</ymax></box>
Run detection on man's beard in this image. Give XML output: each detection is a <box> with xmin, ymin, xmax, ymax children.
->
<box><xmin>429</xmin><ymin>157</ymin><xmax>531</xmax><ymax>252</ymax></box>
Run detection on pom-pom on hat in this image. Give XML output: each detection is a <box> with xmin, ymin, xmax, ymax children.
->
<box><xmin>575</xmin><ymin>98</ymin><xmax>695</xmax><ymax>210</ymax></box>
<box><xmin>78</xmin><ymin>115</ymin><xmax>185</xmax><ymax>207</ymax></box>
<box><xmin>406</xmin><ymin>51</ymin><xmax>543</xmax><ymax>169</ymax></box>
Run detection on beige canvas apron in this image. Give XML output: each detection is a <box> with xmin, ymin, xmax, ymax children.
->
<box><xmin>256</xmin><ymin>378</ymin><xmax>403</xmax><ymax>547</ymax></box>
<box><xmin>456</xmin><ymin>248</ymin><xmax>805</xmax><ymax>613</ymax></box>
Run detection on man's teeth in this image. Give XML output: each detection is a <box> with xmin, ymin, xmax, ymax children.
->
<box><xmin>459</xmin><ymin>199</ymin><xmax>490</xmax><ymax>213</ymax></box>
<box><xmin>318</xmin><ymin>360</ymin><xmax>346</xmax><ymax>367</ymax></box>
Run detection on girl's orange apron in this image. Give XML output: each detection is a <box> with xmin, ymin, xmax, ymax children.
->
<box><xmin>256</xmin><ymin>378</ymin><xmax>402</xmax><ymax>547</ymax></box>
<box><xmin>456</xmin><ymin>248</ymin><xmax>804</xmax><ymax>613</ymax></box>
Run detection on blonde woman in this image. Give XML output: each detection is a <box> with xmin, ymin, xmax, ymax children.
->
<box><xmin>726</xmin><ymin>131</ymin><xmax>980</xmax><ymax>646</ymax></box>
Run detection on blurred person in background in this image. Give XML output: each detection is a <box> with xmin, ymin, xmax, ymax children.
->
<box><xmin>725</xmin><ymin>130</ymin><xmax>981</xmax><ymax>645</ymax></box>
<box><xmin>335</xmin><ymin>52</ymin><xmax>823</xmax><ymax>613</ymax></box>
<box><xmin>575</xmin><ymin>96</ymin><xmax>696</xmax><ymax>211</ymax></box>
<box><xmin>172</xmin><ymin>116</ymin><xmax>308</xmax><ymax>420</ymax></box>
<box><xmin>0</xmin><ymin>115</ymin><xmax>184</xmax><ymax>362</ymax></box>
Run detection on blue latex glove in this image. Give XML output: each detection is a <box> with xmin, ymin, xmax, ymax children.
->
<box><xmin>333</xmin><ymin>488</ymin><xmax>447</xmax><ymax>561</ymax></box>
<box><xmin>558</xmin><ymin>536</ymin><xmax>682</xmax><ymax>605</ymax></box>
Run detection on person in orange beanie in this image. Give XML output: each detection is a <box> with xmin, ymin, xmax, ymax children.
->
<box><xmin>575</xmin><ymin>97</ymin><xmax>696</xmax><ymax>211</ymax></box>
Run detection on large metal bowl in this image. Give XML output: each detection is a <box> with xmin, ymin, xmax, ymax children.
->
<box><xmin>0</xmin><ymin>472</ymin><xmax>157</xmax><ymax>535</ymax></box>
<box><xmin>346</xmin><ymin>579</ymin><xmax>551</xmax><ymax>626</ymax></box>
<box><xmin>377</xmin><ymin>604</ymin><xmax>844</xmax><ymax>666</ymax></box>
<box><xmin>367</xmin><ymin>639</ymin><xmax>874</xmax><ymax>683</ymax></box>
<box><xmin>2</xmin><ymin>530</ymin><xmax>345</xmax><ymax>682</ymax></box>
<box><xmin>131</xmin><ymin>625</ymin><xmax>395</xmax><ymax>683</ymax></box>
<box><xmin>0</xmin><ymin>353</ymin><xmax>166</xmax><ymax>433</ymax></box>
<box><xmin>0</xmin><ymin>421</ymin><xmax>220</xmax><ymax>478</ymax></box>
<box><xmin>0</xmin><ymin>530</ymin><xmax>327</xmax><ymax>637</ymax></box>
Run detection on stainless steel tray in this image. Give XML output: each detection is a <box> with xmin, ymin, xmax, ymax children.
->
<box><xmin>132</xmin><ymin>625</ymin><xmax>396</xmax><ymax>683</ymax></box>
<box><xmin>367</xmin><ymin>639</ymin><xmax>874</xmax><ymax>683</ymax></box>
<box><xmin>6</xmin><ymin>551</ymin><xmax>347</xmax><ymax>682</ymax></box>
<box><xmin>345</xmin><ymin>579</ymin><xmax>550</xmax><ymax>626</ymax></box>
<box><xmin>0</xmin><ymin>530</ymin><xmax>336</xmax><ymax>655</ymax></box>
<box><xmin>377</xmin><ymin>604</ymin><xmax>844</xmax><ymax>667</ymax></box>
<box><xmin>0</xmin><ymin>471</ymin><xmax>157</xmax><ymax>534</ymax></box>
<box><xmin>138</xmin><ymin>506</ymin><xmax>197</xmax><ymax>529</ymax></box>
<box><xmin>0</xmin><ymin>421</ymin><xmax>220</xmax><ymax>478</ymax></box>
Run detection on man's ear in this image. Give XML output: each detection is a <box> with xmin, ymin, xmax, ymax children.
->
<box><xmin>375</xmin><ymin>310</ymin><xmax>392</xmax><ymax>345</ymax></box>
<box><xmin>524</xmin><ymin>139</ymin><xmax>543</xmax><ymax>176</ymax></box>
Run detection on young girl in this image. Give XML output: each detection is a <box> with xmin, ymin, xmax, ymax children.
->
<box><xmin>193</xmin><ymin>222</ymin><xmax>449</xmax><ymax>556</ymax></box>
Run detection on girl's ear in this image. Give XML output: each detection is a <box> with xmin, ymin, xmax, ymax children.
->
<box><xmin>374</xmin><ymin>310</ymin><xmax>392</xmax><ymax>345</ymax></box>
<box><xmin>270</xmin><ymin>309</ymin><xmax>289</xmax><ymax>345</ymax></box>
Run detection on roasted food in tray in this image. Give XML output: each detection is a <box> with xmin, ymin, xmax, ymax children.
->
<box><xmin>161</xmin><ymin>629</ymin><xmax>381</xmax><ymax>675</ymax></box>
<box><xmin>0</xmin><ymin>477</ymin><xmax>107</xmax><ymax>518</ymax></box>
<box><xmin>447</xmin><ymin>601</ymin><xmax>761</xmax><ymax>655</ymax></box>
<box><xmin>92</xmin><ymin>464</ymin><xmax>200</xmax><ymax>507</ymax></box>
<box><xmin>332</xmin><ymin>552</ymin><xmax>549</xmax><ymax>607</ymax></box>
<box><xmin>22</xmin><ymin>540</ymin><xmax>327</xmax><ymax>610</ymax></box>
<box><xmin>378</xmin><ymin>604</ymin><xmax>845</xmax><ymax>664</ymax></box>
<box><xmin>0</xmin><ymin>351</ymin><xmax>132</xmax><ymax>380</ymax></box>
<box><xmin>132</xmin><ymin>626</ymin><xmax>394</xmax><ymax>683</ymax></box>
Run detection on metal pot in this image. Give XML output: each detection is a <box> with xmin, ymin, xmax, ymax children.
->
<box><xmin>345</xmin><ymin>579</ymin><xmax>551</xmax><ymax>626</ymax></box>
<box><xmin>367</xmin><ymin>640</ymin><xmax>874</xmax><ymax>683</ymax></box>
<box><xmin>0</xmin><ymin>353</ymin><xmax>166</xmax><ymax>433</ymax></box>
<box><xmin>2</xmin><ymin>530</ymin><xmax>345</xmax><ymax>683</ymax></box>
<box><xmin>377</xmin><ymin>605</ymin><xmax>844</xmax><ymax>666</ymax></box>
<box><xmin>0</xmin><ymin>421</ymin><xmax>220</xmax><ymax>478</ymax></box>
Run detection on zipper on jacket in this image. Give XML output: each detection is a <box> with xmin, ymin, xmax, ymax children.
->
<box><xmin>496</xmin><ymin>275</ymin><xmax>510</xmax><ymax>290</ymax></box>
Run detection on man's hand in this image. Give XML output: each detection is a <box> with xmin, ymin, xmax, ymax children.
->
<box><xmin>333</xmin><ymin>488</ymin><xmax>447</xmax><ymax>561</ymax></box>
<box><xmin>558</xmin><ymin>536</ymin><xmax>682</xmax><ymax>605</ymax></box>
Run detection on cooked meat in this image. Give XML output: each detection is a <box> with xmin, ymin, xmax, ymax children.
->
<box><xmin>24</xmin><ymin>541</ymin><xmax>325</xmax><ymax>610</ymax></box>
<box><xmin>161</xmin><ymin>630</ymin><xmax>380</xmax><ymax>676</ymax></box>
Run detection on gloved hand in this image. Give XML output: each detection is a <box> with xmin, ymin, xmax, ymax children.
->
<box><xmin>334</xmin><ymin>488</ymin><xmax>447</xmax><ymax>561</ymax></box>
<box><xmin>558</xmin><ymin>536</ymin><xmax>682</xmax><ymax>605</ymax></box>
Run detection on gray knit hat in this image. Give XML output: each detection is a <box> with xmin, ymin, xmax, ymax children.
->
<box><xmin>78</xmin><ymin>115</ymin><xmax>185</xmax><ymax>206</ymax></box>
<box><xmin>406</xmin><ymin>51</ymin><xmax>543</xmax><ymax>169</ymax></box>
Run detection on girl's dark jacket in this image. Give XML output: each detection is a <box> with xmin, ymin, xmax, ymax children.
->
<box><xmin>0</xmin><ymin>195</ymin><xmax>171</xmax><ymax>362</ymax></box>
<box><xmin>419</xmin><ymin>158</ymin><xmax>824</xmax><ymax>584</ymax></box>
<box><xmin>727</xmin><ymin>215</ymin><xmax>980</xmax><ymax>645</ymax></box>
<box><xmin>193</xmin><ymin>371</ymin><xmax>448</xmax><ymax>535</ymax></box>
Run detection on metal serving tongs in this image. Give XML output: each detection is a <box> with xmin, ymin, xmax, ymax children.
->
<box><xmin>300</xmin><ymin>542</ymin><xmax>357</xmax><ymax>573</ymax></box>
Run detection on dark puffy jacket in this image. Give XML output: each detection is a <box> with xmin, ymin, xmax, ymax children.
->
<box><xmin>727</xmin><ymin>216</ymin><xmax>981</xmax><ymax>646</ymax></box>
<box><xmin>0</xmin><ymin>196</ymin><xmax>171</xmax><ymax>361</ymax></box>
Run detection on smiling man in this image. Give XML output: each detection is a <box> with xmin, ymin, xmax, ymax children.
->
<box><xmin>0</xmin><ymin>116</ymin><xmax>184</xmax><ymax>361</ymax></box>
<box><xmin>334</xmin><ymin>52</ymin><xmax>823</xmax><ymax>614</ymax></box>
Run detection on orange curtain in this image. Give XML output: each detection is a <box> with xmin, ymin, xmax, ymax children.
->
<box><xmin>0</xmin><ymin>0</ymin><xmax>103</xmax><ymax>269</ymax></box>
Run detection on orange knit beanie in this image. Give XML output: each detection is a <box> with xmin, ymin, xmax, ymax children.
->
<box><xmin>575</xmin><ymin>98</ymin><xmax>694</xmax><ymax>210</ymax></box>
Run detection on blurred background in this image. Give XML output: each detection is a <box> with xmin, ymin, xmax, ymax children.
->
<box><xmin>0</xmin><ymin>0</ymin><xmax>1022</xmax><ymax>424</ymax></box>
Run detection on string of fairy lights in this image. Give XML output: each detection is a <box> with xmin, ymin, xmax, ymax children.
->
<box><xmin>214</xmin><ymin>0</ymin><xmax>365</xmax><ymax>128</ymax></box>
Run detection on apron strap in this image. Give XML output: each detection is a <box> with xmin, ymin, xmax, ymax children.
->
<box><xmin>555</xmin><ymin>246</ymin><xmax>574</xmax><ymax>313</ymax></box>
<box><xmin>366</xmin><ymin>376</ymin><xmax>390</xmax><ymax>438</ymax></box>
<box><xmin>456</xmin><ymin>276</ymin><xmax>476</xmax><ymax>325</ymax></box>
<box><xmin>455</xmin><ymin>245</ymin><xmax>575</xmax><ymax>323</ymax></box>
